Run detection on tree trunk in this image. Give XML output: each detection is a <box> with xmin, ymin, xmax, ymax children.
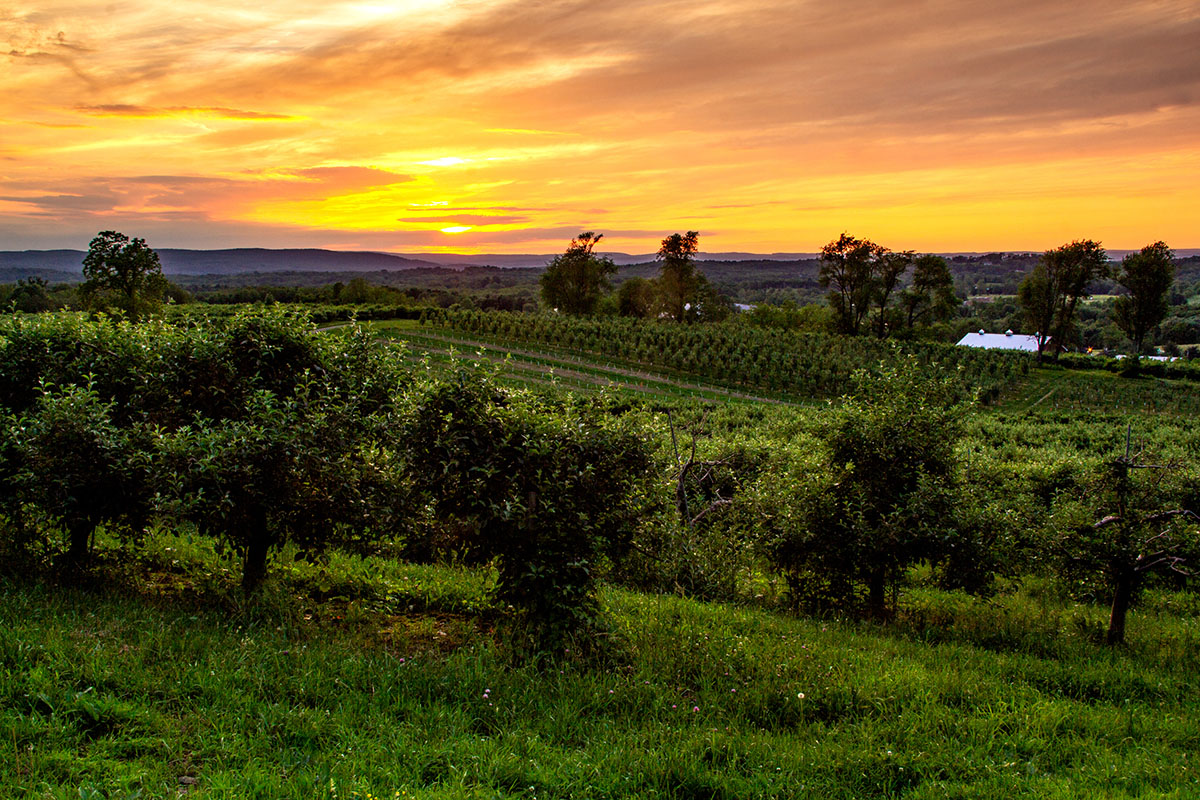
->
<box><xmin>242</xmin><ymin>534</ymin><xmax>270</xmax><ymax>597</ymax></box>
<box><xmin>63</xmin><ymin>521</ymin><xmax>92</xmax><ymax>567</ymax></box>
<box><xmin>867</xmin><ymin>570</ymin><xmax>887</xmax><ymax>619</ymax></box>
<box><xmin>1107</xmin><ymin>570</ymin><xmax>1135</xmax><ymax>645</ymax></box>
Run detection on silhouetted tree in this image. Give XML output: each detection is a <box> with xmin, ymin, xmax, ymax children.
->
<box><xmin>81</xmin><ymin>230</ymin><xmax>168</xmax><ymax>319</ymax></box>
<box><xmin>819</xmin><ymin>234</ymin><xmax>886</xmax><ymax>336</ymax></box>
<box><xmin>657</xmin><ymin>231</ymin><xmax>702</xmax><ymax>322</ymax></box>
<box><xmin>1017</xmin><ymin>239</ymin><xmax>1108</xmax><ymax>363</ymax></box>
<box><xmin>540</xmin><ymin>232</ymin><xmax>617</xmax><ymax>315</ymax></box>
<box><xmin>1113</xmin><ymin>241</ymin><xmax>1175</xmax><ymax>355</ymax></box>
<box><xmin>901</xmin><ymin>254</ymin><xmax>958</xmax><ymax>329</ymax></box>
<box><xmin>872</xmin><ymin>250</ymin><xmax>913</xmax><ymax>337</ymax></box>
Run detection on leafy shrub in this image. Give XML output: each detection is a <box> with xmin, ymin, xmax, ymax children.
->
<box><xmin>0</xmin><ymin>310</ymin><xmax>410</xmax><ymax>589</ymax></box>
<box><xmin>8</xmin><ymin>383</ymin><xmax>154</xmax><ymax>566</ymax></box>
<box><xmin>614</xmin><ymin>416</ymin><xmax>774</xmax><ymax>601</ymax></box>
<box><xmin>767</xmin><ymin>361</ymin><xmax>975</xmax><ymax>616</ymax></box>
<box><xmin>1048</xmin><ymin>452</ymin><xmax>1200</xmax><ymax>644</ymax></box>
<box><xmin>157</xmin><ymin>383</ymin><xmax>400</xmax><ymax>595</ymax></box>
<box><xmin>401</xmin><ymin>368</ymin><xmax>653</xmax><ymax>648</ymax></box>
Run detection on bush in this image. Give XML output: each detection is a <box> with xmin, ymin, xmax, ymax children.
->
<box><xmin>157</xmin><ymin>383</ymin><xmax>400</xmax><ymax>595</ymax></box>
<box><xmin>767</xmin><ymin>360</ymin><xmax>975</xmax><ymax>616</ymax></box>
<box><xmin>8</xmin><ymin>383</ymin><xmax>154</xmax><ymax>566</ymax></box>
<box><xmin>0</xmin><ymin>310</ymin><xmax>411</xmax><ymax>590</ymax></box>
<box><xmin>401</xmin><ymin>369</ymin><xmax>653</xmax><ymax>649</ymax></box>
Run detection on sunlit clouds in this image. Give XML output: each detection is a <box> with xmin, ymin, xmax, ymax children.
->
<box><xmin>2</xmin><ymin>0</ymin><xmax>1198</xmax><ymax>253</ymax></box>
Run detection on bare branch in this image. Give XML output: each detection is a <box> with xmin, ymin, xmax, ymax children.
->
<box><xmin>666</xmin><ymin>409</ymin><xmax>679</xmax><ymax>463</ymax></box>
<box><xmin>1136</xmin><ymin>555</ymin><xmax>1191</xmax><ymax>575</ymax></box>
<box><xmin>690</xmin><ymin>497</ymin><xmax>733</xmax><ymax>527</ymax></box>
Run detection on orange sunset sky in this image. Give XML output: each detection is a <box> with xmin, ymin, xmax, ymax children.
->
<box><xmin>3</xmin><ymin>0</ymin><xmax>1198</xmax><ymax>255</ymax></box>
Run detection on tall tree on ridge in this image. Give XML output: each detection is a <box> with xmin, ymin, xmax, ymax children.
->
<box><xmin>819</xmin><ymin>233</ymin><xmax>887</xmax><ymax>336</ymax></box>
<box><xmin>1112</xmin><ymin>241</ymin><xmax>1175</xmax><ymax>356</ymax></box>
<box><xmin>81</xmin><ymin>230</ymin><xmax>168</xmax><ymax>320</ymax></box>
<box><xmin>1017</xmin><ymin>239</ymin><xmax>1109</xmax><ymax>363</ymax></box>
<box><xmin>657</xmin><ymin>231</ymin><xmax>701</xmax><ymax>322</ymax></box>
<box><xmin>539</xmin><ymin>232</ymin><xmax>617</xmax><ymax>315</ymax></box>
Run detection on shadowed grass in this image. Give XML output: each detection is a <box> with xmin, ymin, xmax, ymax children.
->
<box><xmin>2</xmin><ymin>534</ymin><xmax>1199</xmax><ymax>798</ymax></box>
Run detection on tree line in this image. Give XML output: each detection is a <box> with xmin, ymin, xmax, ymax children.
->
<box><xmin>538</xmin><ymin>229</ymin><xmax>1183</xmax><ymax>358</ymax></box>
<box><xmin>539</xmin><ymin>231</ymin><xmax>731</xmax><ymax>322</ymax></box>
<box><xmin>5</xmin><ymin>229</ymin><xmax>1188</xmax><ymax>358</ymax></box>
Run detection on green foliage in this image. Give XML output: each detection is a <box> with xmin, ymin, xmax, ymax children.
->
<box><xmin>1048</xmin><ymin>450</ymin><xmax>1199</xmax><ymax>644</ymax></box>
<box><xmin>615</xmin><ymin>410</ymin><xmax>777</xmax><ymax>601</ymax></box>
<box><xmin>616</xmin><ymin>276</ymin><xmax>658</xmax><ymax>318</ymax></box>
<box><xmin>6</xmin><ymin>277</ymin><xmax>60</xmax><ymax>313</ymax></box>
<box><xmin>742</xmin><ymin>300</ymin><xmax>833</xmax><ymax>332</ymax></box>
<box><xmin>80</xmin><ymin>231</ymin><xmax>169</xmax><ymax>320</ymax></box>
<box><xmin>1018</xmin><ymin>239</ymin><xmax>1109</xmax><ymax>361</ymax></box>
<box><xmin>1113</xmin><ymin>241</ymin><xmax>1175</xmax><ymax>355</ymax></box>
<box><xmin>0</xmin><ymin>310</ymin><xmax>411</xmax><ymax>592</ymax></box>
<box><xmin>8</xmin><ymin>383</ymin><xmax>154</xmax><ymax>565</ymax></box>
<box><xmin>656</xmin><ymin>231</ymin><xmax>701</xmax><ymax>323</ymax></box>
<box><xmin>423</xmin><ymin>309</ymin><xmax>1032</xmax><ymax>404</ymax></box>
<box><xmin>151</xmin><ymin>314</ymin><xmax>408</xmax><ymax>594</ymax></box>
<box><xmin>539</xmin><ymin>232</ymin><xmax>617</xmax><ymax>315</ymax></box>
<box><xmin>768</xmin><ymin>361</ymin><xmax>974</xmax><ymax>615</ymax></box>
<box><xmin>158</xmin><ymin>386</ymin><xmax>396</xmax><ymax>596</ymax></box>
<box><xmin>818</xmin><ymin>233</ymin><xmax>888</xmax><ymax>336</ymax></box>
<box><xmin>401</xmin><ymin>370</ymin><xmax>653</xmax><ymax>648</ymax></box>
<box><xmin>901</xmin><ymin>254</ymin><xmax>958</xmax><ymax>330</ymax></box>
<box><xmin>653</xmin><ymin>231</ymin><xmax>728</xmax><ymax>322</ymax></box>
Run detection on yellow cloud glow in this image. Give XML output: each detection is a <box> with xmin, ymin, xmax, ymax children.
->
<box><xmin>418</xmin><ymin>157</ymin><xmax>470</xmax><ymax>167</ymax></box>
<box><xmin>1</xmin><ymin>0</ymin><xmax>1197</xmax><ymax>252</ymax></box>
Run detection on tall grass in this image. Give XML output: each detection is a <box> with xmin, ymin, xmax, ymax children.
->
<box><xmin>3</xmin><ymin>535</ymin><xmax>1198</xmax><ymax>798</ymax></box>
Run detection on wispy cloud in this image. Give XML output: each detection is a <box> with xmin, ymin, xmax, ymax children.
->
<box><xmin>2</xmin><ymin>0</ymin><xmax>1198</xmax><ymax>251</ymax></box>
<box><xmin>75</xmin><ymin>105</ymin><xmax>300</xmax><ymax>120</ymax></box>
<box><xmin>395</xmin><ymin>214</ymin><xmax>530</xmax><ymax>225</ymax></box>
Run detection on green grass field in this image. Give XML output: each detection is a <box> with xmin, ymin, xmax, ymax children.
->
<box><xmin>7</xmin><ymin>317</ymin><xmax>1200</xmax><ymax>798</ymax></box>
<box><xmin>4</xmin><ymin>530</ymin><xmax>1199</xmax><ymax>799</ymax></box>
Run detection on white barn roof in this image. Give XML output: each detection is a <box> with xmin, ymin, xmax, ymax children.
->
<box><xmin>956</xmin><ymin>330</ymin><xmax>1040</xmax><ymax>352</ymax></box>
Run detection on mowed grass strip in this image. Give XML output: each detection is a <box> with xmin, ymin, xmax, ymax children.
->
<box><xmin>3</xmin><ymin>537</ymin><xmax>1199</xmax><ymax>798</ymax></box>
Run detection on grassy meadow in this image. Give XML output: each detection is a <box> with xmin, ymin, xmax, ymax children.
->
<box><xmin>4</xmin><ymin>531</ymin><xmax>1200</xmax><ymax>799</ymax></box>
<box><xmin>4</xmin><ymin>311</ymin><xmax>1200</xmax><ymax>798</ymax></box>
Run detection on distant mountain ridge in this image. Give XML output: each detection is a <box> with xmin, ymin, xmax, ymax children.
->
<box><xmin>403</xmin><ymin>251</ymin><xmax>823</xmax><ymax>267</ymax></box>
<box><xmin>1</xmin><ymin>248</ymin><xmax>811</xmax><ymax>276</ymax></box>
<box><xmin>3</xmin><ymin>246</ymin><xmax>1197</xmax><ymax>281</ymax></box>
<box><xmin>0</xmin><ymin>248</ymin><xmax>442</xmax><ymax>277</ymax></box>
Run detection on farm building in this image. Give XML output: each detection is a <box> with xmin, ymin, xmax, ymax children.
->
<box><xmin>956</xmin><ymin>329</ymin><xmax>1041</xmax><ymax>352</ymax></box>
